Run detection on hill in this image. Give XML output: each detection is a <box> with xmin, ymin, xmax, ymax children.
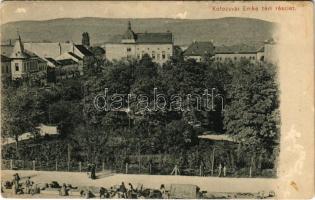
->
<box><xmin>1</xmin><ymin>17</ymin><xmax>277</xmax><ymax>47</ymax></box>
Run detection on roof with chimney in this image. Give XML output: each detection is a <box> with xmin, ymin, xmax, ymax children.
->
<box><xmin>10</xmin><ymin>35</ymin><xmax>38</xmax><ymax>59</ymax></box>
<box><xmin>24</xmin><ymin>42</ymin><xmax>75</xmax><ymax>58</ymax></box>
<box><xmin>183</xmin><ymin>41</ymin><xmax>215</xmax><ymax>56</ymax></box>
<box><xmin>107</xmin><ymin>21</ymin><xmax>173</xmax><ymax>44</ymax></box>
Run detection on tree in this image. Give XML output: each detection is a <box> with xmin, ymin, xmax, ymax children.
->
<box><xmin>223</xmin><ymin>61</ymin><xmax>280</xmax><ymax>174</ymax></box>
<box><xmin>1</xmin><ymin>86</ymin><xmax>45</xmax><ymax>158</ymax></box>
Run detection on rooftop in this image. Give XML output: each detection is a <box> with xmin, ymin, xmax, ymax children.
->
<box><xmin>57</xmin><ymin>58</ymin><xmax>78</xmax><ymax>66</ymax></box>
<box><xmin>214</xmin><ymin>44</ymin><xmax>258</xmax><ymax>54</ymax></box>
<box><xmin>107</xmin><ymin>21</ymin><xmax>173</xmax><ymax>44</ymax></box>
<box><xmin>74</xmin><ymin>45</ymin><xmax>94</xmax><ymax>56</ymax></box>
<box><xmin>45</xmin><ymin>57</ymin><xmax>61</xmax><ymax>66</ymax></box>
<box><xmin>68</xmin><ymin>52</ymin><xmax>83</xmax><ymax>60</ymax></box>
<box><xmin>183</xmin><ymin>41</ymin><xmax>215</xmax><ymax>56</ymax></box>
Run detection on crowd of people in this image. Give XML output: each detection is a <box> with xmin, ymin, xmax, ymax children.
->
<box><xmin>2</xmin><ymin>173</ymin><xmax>39</xmax><ymax>195</ymax></box>
<box><xmin>1</xmin><ymin>173</ymin><xmax>183</xmax><ymax>198</ymax></box>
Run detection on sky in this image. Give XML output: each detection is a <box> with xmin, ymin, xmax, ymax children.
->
<box><xmin>0</xmin><ymin>1</ymin><xmax>302</xmax><ymax>24</ymax></box>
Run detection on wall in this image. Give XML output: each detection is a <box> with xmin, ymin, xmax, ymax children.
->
<box><xmin>264</xmin><ymin>43</ymin><xmax>278</xmax><ymax>65</ymax></box>
<box><xmin>184</xmin><ymin>55</ymin><xmax>202</xmax><ymax>62</ymax></box>
<box><xmin>11</xmin><ymin>59</ymin><xmax>24</xmax><ymax>79</ymax></box>
<box><xmin>214</xmin><ymin>53</ymin><xmax>257</xmax><ymax>62</ymax></box>
<box><xmin>1</xmin><ymin>61</ymin><xmax>11</xmax><ymax>75</ymax></box>
<box><xmin>105</xmin><ymin>43</ymin><xmax>173</xmax><ymax>65</ymax></box>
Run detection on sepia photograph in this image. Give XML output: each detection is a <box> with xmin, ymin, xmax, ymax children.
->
<box><xmin>0</xmin><ymin>1</ymin><xmax>314</xmax><ymax>199</ymax></box>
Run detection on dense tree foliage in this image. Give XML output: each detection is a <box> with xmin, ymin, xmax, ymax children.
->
<box><xmin>1</xmin><ymin>55</ymin><xmax>280</xmax><ymax>176</ymax></box>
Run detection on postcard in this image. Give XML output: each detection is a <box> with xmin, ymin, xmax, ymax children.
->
<box><xmin>0</xmin><ymin>1</ymin><xmax>314</xmax><ymax>199</ymax></box>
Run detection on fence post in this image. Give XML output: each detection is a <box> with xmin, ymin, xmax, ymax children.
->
<box><xmin>79</xmin><ymin>162</ymin><xmax>82</xmax><ymax>172</ymax></box>
<box><xmin>10</xmin><ymin>159</ymin><xmax>13</xmax><ymax>170</ymax></box>
<box><xmin>55</xmin><ymin>160</ymin><xmax>58</xmax><ymax>171</ymax></box>
<box><xmin>102</xmin><ymin>162</ymin><xmax>104</xmax><ymax>172</ymax></box>
<box><xmin>32</xmin><ymin>160</ymin><xmax>35</xmax><ymax>171</ymax></box>
<box><xmin>199</xmin><ymin>165</ymin><xmax>202</xmax><ymax>176</ymax></box>
<box><xmin>125</xmin><ymin>163</ymin><xmax>128</xmax><ymax>174</ymax></box>
<box><xmin>249</xmin><ymin>167</ymin><xmax>252</xmax><ymax>177</ymax></box>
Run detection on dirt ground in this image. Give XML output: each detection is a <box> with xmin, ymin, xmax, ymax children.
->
<box><xmin>1</xmin><ymin>170</ymin><xmax>277</xmax><ymax>198</ymax></box>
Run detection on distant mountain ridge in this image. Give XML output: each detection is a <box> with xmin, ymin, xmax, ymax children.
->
<box><xmin>1</xmin><ymin>17</ymin><xmax>277</xmax><ymax>47</ymax></box>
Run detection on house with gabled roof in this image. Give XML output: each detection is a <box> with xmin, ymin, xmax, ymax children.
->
<box><xmin>23</xmin><ymin>41</ymin><xmax>93</xmax><ymax>75</ymax></box>
<box><xmin>10</xmin><ymin>34</ymin><xmax>47</xmax><ymax>80</ymax></box>
<box><xmin>105</xmin><ymin>21</ymin><xmax>173</xmax><ymax>65</ymax></box>
<box><xmin>183</xmin><ymin>41</ymin><xmax>215</xmax><ymax>62</ymax></box>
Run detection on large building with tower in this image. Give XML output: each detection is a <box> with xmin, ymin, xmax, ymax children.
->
<box><xmin>105</xmin><ymin>21</ymin><xmax>173</xmax><ymax>65</ymax></box>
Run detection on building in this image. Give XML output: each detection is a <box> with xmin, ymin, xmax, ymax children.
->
<box><xmin>214</xmin><ymin>44</ymin><xmax>258</xmax><ymax>62</ymax></box>
<box><xmin>263</xmin><ymin>39</ymin><xmax>278</xmax><ymax>64</ymax></box>
<box><xmin>10</xmin><ymin>35</ymin><xmax>47</xmax><ymax>80</ymax></box>
<box><xmin>57</xmin><ymin>58</ymin><xmax>80</xmax><ymax>79</ymax></box>
<box><xmin>23</xmin><ymin>41</ymin><xmax>93</xmax><ymax>75</ymax></box>
<box><xmin>183</xmin><ymin>41</ymin><xmax>215</xmax><ymax>62</ymax></box>
<box><xmin>1</xmin><ymin>55</ymin><xmax>11</xmax><ymax>80</ymax></box>
<box><xmin>184</xmin><ymin>40</ymin><xmax>277</xmax><ymax>64</ymax></box>
<box><xmin>105</xmin><ymin>21</ymin><xmax>173</xmax><ymax>65</ymax></box>
<box><xmin>2</xmin><ymin>124</ymin><xmax>59</xmax><ymax>145</ymax></box>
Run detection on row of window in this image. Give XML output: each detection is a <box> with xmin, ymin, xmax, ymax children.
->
<box><xmin>126</xmin><ymin>47</ymin><xmax>171</xmax><ymax>52</ymax></box>
<box><xmin>215</xmin><ymin>56</ymin><xmax>256</xmax><ymax>61</ymax></box>
<box><xmin>14</xmin><ymin>62</ymin><xmax>47</xmax><ymax>72</ymax></box>
<box><xmin>136</xmin><ymin>51</ymin><xmax>171</xmax><ymax>60</ymax></box>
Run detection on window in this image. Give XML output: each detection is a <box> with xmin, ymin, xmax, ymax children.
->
<box><xmin>137</xmin><ymin>54</ymin><xmax>140</xmax><ymax>59</ymax></box>
<box><xmin>152</xmin><ymin>51</ymin><xmax>156</xmax><ymax>59</ymax></box>
<box><xmin>15</xmin><ymin>63</ymin><xmax>19</xmax><ymax>71</ymax></box>
<box><xmin>127</xmin><ymin>47</ymin><xmax>131</xmax><ymax>52</ymax></box>
<box><xmin>162</xmin><ymin>51</ymin><xmax>166</xmax><ymax>59</ymax></box>
<box><xmin>234</xmin><ymin>57</ymin><xmax>237</xmax><ymax>60</ymax></box>
<box><xmin>157</xmin><ymin>54</ymin><xmax>160</xmax><ymax>60</ymax></box>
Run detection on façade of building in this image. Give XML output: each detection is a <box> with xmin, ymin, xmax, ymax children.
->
<box><xmin>10</xmin><ymin>35</ymin><xmax>47</xmax><ymax>82</ymax></box>
<box><xmin>183</xmin><ymin>39</ymin><xmax>278</xmax><ymax>64</ymax></box>
<box><xmin>104</xmin><ymin>22</ymin><xmax>173</xmax><ymax>65</ymax></box>
<box><xmin>2</xmin><ymin>33</ymin><xmax>94</xmax><ymax>82</ymax></box>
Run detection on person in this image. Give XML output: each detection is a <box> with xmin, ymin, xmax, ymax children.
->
<box><xmin>12</xmin><ymin>173</ymin><xmax>20</xmax><ymax>195</ymax></box>
<box><xmin>91</xmin><ymin>164</ymin><xmax>96</xmax><ymax>180</ymax></box>
<box><xmin>218</xmin><ymin>163</ymin><xmax>222</xmax><ymax>177</ymax></box>
<box><xmin>59</xmin><ymin>183</ymin><xmax>68</xmax><ymax>196</ymax></box>
<box><xmin>87</xmin><ymin>163</ymin><xmax>91</xmax><ymax>178</ymax></box>
<box><xmin>99</xmin><ymin>187</ymin><xmax>107</xmax><ymax>198</ymax></box>
<box><xmin>31</xmin><ymin>182</ymin><xmax>37</xmax><ymax>195</ymax></box>
<box><xmin>160</xmin><ymin>184</ymin><xmax>169</xmax><ymax>198</ymax></box>
<box><xmin>119</xmin><ymin>182</ymin><xmax>127</xmax><ymax>198</ymax></box>
<box><xmin>25</xmin><ymin>177</ymin><xmax>31</xmax><ymax>194</ymax></box>
<box><xmin>127</xmin><ymin>183</ymin><xmax>135</xmax><ymax>198</ymax></box>
<box><xmin>223</xmin><ymin>165</ymin><xmax>227</xmax><ymax>177</ymax></box>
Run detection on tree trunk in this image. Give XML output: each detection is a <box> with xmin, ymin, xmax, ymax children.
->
<box><xmin>15</xmin><ymin>135</ymin><xmax>20</xmax><ymax>159</ymax></box>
